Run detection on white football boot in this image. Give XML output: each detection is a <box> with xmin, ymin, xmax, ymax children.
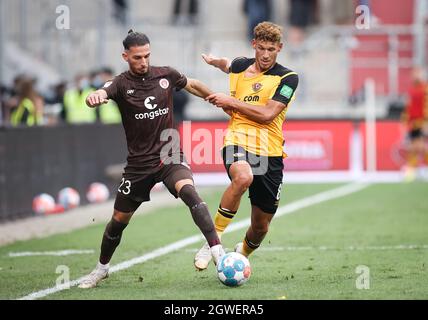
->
<box><xmin>78</xmin><ymin>263</ymin><xmax>109</xmax><ymax>289</ymax></box>
<box><xmin>194</xmin><ymin>242</ymin><xmax>212</xmax><ymax>270</ymax></box>
<box><xmin>210</xmin><ymin>244</ymin><xmax>226</xmax><ymax>266</ymax></box>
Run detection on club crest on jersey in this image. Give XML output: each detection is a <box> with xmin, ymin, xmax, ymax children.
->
<box><xmin>252</xmin><ymin>82</ymin><xmax>262</xmax><ymax>92</ymax></box>
<box><xmin>159</xmin><ymin>78</ymin><xmax>169</xmax><ymax>89</ymax></box>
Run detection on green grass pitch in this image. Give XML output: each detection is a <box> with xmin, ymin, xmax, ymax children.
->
<box><xmin>0</xmin><ymin>182</ymin><xmax>427</xmax><ymax>300</ymax></box>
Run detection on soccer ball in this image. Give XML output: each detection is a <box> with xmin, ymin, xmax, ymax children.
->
<box><xmin>32</xmin><ymin>193</ymin><xmax>56</xmax><ymax>214</ymax></box>
<box><xmin>58</xmin><ymin>187</ymin><xmax>80</xmax><ymax>209</ymax></box>
<box><xmin>86</xmin><ymin>182</ymin><xmax>110</xmax><ymax>203</ymax></box>
<box><xmin>217</xmin><ymin>252</ymin><xmax>251</xmax><ymax>287</ymax></box>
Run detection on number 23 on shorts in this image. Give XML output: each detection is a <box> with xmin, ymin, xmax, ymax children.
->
<box><xmin>118</xmin><ymin>178</ymin><xmax>131</xmax><ymax>195</ymax></box>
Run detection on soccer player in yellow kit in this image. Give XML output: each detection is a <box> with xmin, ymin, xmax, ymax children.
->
<box><xmin>194</xmin><ymin>22</ymin><xmax>299</xmax><ymax>270</ymax></box>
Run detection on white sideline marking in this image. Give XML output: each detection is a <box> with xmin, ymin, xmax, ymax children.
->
<box><xmin>185</xmin><ymin>245</ymin><xmax>428</xmax><ymax>252</ymax></box>
<box><xmin>8</xmin><ymin>250</ymin><xmax>95</xmax><ymax>257</ymax></box>
<box><xmin>18</xmin><ymin>182</ymin><xmax>368</xmax><ymax>300</ymax></box>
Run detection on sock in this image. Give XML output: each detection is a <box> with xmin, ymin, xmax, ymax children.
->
<box><xmin>179</xmin><ymin>184</ymin><xmax>220</xmax><ymax>247</ymax></box>
<box><xmin>214</xmin><ymin>205</ymin><xmax>237</xmax><ymax>239</ymax></box>
<box><xmin>242</xmin><ymin>235</ymin><xmax>260</xmax><ymax>257</ymax></box>
<box><xmin>97</xmin><ymin>261</ymin><xmax>109</xmax><ymax>270</ymax></box>
<box><xmin>99</xmin><ymin>218</ymin><xmax>128</xmax><ymax>265</ymax></box>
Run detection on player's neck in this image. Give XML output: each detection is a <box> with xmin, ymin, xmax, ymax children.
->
<box><xmin>129</xmin><ymin>68</ymin><xmax>150</xmax><ymax>78</ymax></box>
<box><xmin>250</xmin><ymin>61</ymin><xmax>275</xmax><ymax>75</ymax></box>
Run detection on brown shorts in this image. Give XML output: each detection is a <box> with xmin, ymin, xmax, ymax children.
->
<box><xmin>114</xmin><ymin>163</ymin><xmax>193</xmax><ymax>213</ymax></box>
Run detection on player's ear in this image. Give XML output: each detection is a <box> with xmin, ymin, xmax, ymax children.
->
<box><xmin>251</xmin><ymin>39</ymin><xmax>257</xmax><ymax>49</ymax></box>
<box><xmin>122</xmin><ymin>51</ymin><xmax>128</xmax><ymax>62</ymax></box>
<box><xmin>278</xmin><ymin>42</ymin><xmax>283</xmax><ymax>52</ymax></box>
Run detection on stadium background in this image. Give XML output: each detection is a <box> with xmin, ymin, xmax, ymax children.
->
<box><xmin>0</xmin><ymin>0</ymin><xmax>427</xmax><ymax>301</ymax></box>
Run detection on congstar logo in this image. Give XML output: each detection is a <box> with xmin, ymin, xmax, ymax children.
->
<box><xmin>135</xmin><ymin>96</ymin><xmax>169</xmax><ymax>120</ymax></box>
<box><xmin>135</xmin><ymin>108</ymin><xmax>169</xmax><ymax>120</ymax></box>
<box><xmin>144</xmin><ymin>96</ymin><xmax>158</xmax><ymax>109</ymax></box>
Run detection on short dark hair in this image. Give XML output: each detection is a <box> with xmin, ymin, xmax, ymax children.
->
<box><xmin>122</xmin><ymin>29</ymin><xmax>150</xmax><ymax>50</ymax></box>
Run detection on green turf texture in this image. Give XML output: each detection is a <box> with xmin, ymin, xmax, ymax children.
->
<box><xmin>0</xmin><ymin>183</ymin><xmax>427</xmax><ymax>300</ymax></box>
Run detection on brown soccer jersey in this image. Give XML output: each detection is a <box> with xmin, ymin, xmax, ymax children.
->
<box><xmin>103</xmin><ymin>66</ymin><xmax>187</xmax><ymax>175</ymax></box>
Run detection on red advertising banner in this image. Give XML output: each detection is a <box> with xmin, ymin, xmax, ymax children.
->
<box><xmin>360</xmin><ymin>121</ymin><xmax>406</xmax><ymax>170</ymax></box>
<box><xmin>179</xmin><ymin>121</ymin><xmax>228</xmax><ymax>173</ymax></box>
<box><xmin>283</xmin><ymin>121</ymin><xmax>353</xmax><ymax>171</ymax></box>
<box><xmin>179</xmin><ymin>121</ymin><xmax>354</xmax><ymax>172</ymax></box>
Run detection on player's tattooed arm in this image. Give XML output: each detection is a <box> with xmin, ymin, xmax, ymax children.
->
<box><xmin>86</xmin><ymin>89</ymin><xmax>109</xmax><ymax>108</ymax></box>
<box><xmin>184</xmin><ymin>78</ymin><xmax>213</xmax><ymax>99</ymax></box>
<box><xmin>206</xmin><ymin>93</ymin><xmax>286</xmax><ymax>125</ymax></box>
<box><xmin>202</xmin><ymin>54</ymin><xmax>231</xmax><ymax>74</ymax></box>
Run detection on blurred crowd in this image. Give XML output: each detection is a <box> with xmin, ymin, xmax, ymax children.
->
<box><xmin>0</xmin><ymin>0</ymin><xmax>374</xmax><ymax>128</ymax></box>
<box><xmin>0</xmin><ymin>67</ymin><xmax>122</xmax><ymax>127</ymax></box>
<box><xmin>0</xmin><ymin>65</ymin><xmax>191</xmax><ymax>128</ymax></box>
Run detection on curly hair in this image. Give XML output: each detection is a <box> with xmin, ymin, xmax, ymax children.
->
<box><xmin>253</xmin><ymin>22</ymin><xmax>283</xmax><ymax>43</ymax></box>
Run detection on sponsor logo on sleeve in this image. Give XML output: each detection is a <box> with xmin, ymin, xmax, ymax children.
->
<box><xmin>103</xmin><ymin>81</ymin><xmax>112</xmax><ymax>88</ymax></box>
<box><xmin>279</xmin><ymin>85</ymin><xmax>294</xmax><ymax>99</ymax></box>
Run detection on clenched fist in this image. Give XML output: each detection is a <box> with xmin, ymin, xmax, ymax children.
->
<box><xmin>86</xmin><ymin>90</ymin><xmax>109</xmax><ymax>108</ymax></box>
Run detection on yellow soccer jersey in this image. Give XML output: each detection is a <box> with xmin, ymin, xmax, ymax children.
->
<box><xmin>225</xmin><ymin>57</ymin><xmax>298</xmax><ymax>157</ymax></box>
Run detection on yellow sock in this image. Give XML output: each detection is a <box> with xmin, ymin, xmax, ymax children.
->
<box><xmin>214</xmin><ymin>206</ymin><xmax>237</xmax><ymax>239</ymax></box>
<box><xmin>242</xmin><ymin>235</ymin><xmax>260</xmax><ymax>257</ymax></box>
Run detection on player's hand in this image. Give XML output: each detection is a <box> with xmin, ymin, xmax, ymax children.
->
<box><xmin>201</xmin><ymin>53</ymin><xmax>219</xmax><ymax>66</ymax></box>
<box><xmin>202</xmin><ymin>53</ymin><xmax>227</xmax><ymax>69</ymax></box>
<box><xmin>206</xmin><ymin>93</ymin><xmax>234</xmax><ymax>109</ymax></box>
<box><xmin>86</xmin><ymin>91</ymin><xmax>108</xmax><ymax>108</ymax></box>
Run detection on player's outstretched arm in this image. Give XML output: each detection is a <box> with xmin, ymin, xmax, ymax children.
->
<box><xmin>207</xmin><ymin>93</ymin><xmax>286</xmax><ymax>125</ymax></box>
<box><xmin>202</xmin><ymin>54</ymin><xmax>230</xmax><ymax>74</ymax></box>
<box><xmin>184</xmin><ymin>78</ymin><xmax>213</xmax><ymax>99</ymax></box>
<box><xmin>86</xmin><ymin>89</ymin><xmax>109</xmax><ymax>108</ymax></box>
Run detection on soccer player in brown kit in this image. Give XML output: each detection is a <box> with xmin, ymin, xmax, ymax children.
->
<box><xmin>78</xmin><ymin>30</ymin><xmax>225</xmax><ymax>288</ymax></box>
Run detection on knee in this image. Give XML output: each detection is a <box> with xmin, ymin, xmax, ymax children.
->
<box><xmin>113</xmin><ymin>210</ymin><xmax>133</xmax><ymax>224</ymax></box>
<box><xmin>252</xmin><ymin>222</ymin><xmax>269</xmax><ymax>235</ymax></box>
<box><xmin>232</xmin><ymin>173</ymin><xmax>253</xmax><ymax>192</ymax></box>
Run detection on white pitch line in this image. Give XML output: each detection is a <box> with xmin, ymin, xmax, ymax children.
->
<box><xmin>18</xmin><ymin>182</ymin><xmax>368</xmax><ymax>300</ymax></box>
<box><xmin>8</xmin><ymin>250</ymin><xmax>95</xmax><ymax>257</ymax></box>
<box><xmin>185</xmin><ymin>245</ymin><xmax>428</xmax><ymax>252</ymax></box>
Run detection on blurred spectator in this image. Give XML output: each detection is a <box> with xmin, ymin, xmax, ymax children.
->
<box><xmin>172</xmin><ymin>0</ymin><xmax>199</xmax><ymax>25</ymax></box>
<box><xmin>242</xmin><ymin>0</ymin><xmax>272</xmax><ymax>41</ymax></box>
<box><xmin>173</xmin><ymin>89</ymin><xmax>190</xmax><ymax>129</ymax></box>
<box><xmin>63</xmin><ymin>74</ymin><xmax>97</xmax><ymax>124</ymax></box>
<box><xmin>0</xmin><ymin>83</ymin><xmax>8</xmax><ymax>125</ymax></box>
<box><xmin>112</xmin><ymin>0</ymin><xmax>128</xmax><ymax>25</ymax></box>
<box><xmin>288</xmin><ymin>0</ymin><xmax>318</xmax><ymax>45</ymax></box>
<box><xmin>400</xmin><ymin>67</ymin><xmax>428</xmax><ymax>181</ymax></box>
<box><xmin>95</xmin><ymin>67</ymin><xmax>122</xmax><ymax>124</ymax></box>
<box><xmin>2</xmin><ymin>75</ymin><xmax>25</xmax><ymax>124</ymax></box>
<box><xmin>10</xmin><ymin>77</ymin><xmax>44</xmax><ymax>127</ymax></box>
<box><xmin>44</xmin><ymin>81</ymin><xmax>67</xmax><ymax>124</ymax></box>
